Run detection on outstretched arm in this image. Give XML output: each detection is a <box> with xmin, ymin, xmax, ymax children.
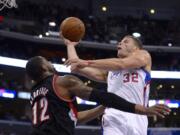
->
<box><xmin>62</xmin><ymin>37</ymin><xmax>108</xmax><ymax>82</ymax></box>
<box><xmin>65</xmin><ymin>50</ymin><xmax>151</xmax><ymax>71</ymax></box>
<box><xmin>58</xmin><ymin>75</ymin><xmax>170</xmax><ymax>118</ymax></box>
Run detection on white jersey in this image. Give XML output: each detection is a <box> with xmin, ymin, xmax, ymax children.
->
<box><xmin>103</xmin><ymin>68</ymin><xmax>151</xmax><ymax>135</ymax></box>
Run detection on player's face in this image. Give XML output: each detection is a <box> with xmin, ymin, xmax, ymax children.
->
<box><xmin>117</xmin><ymin>37</ymin><xmax>137</xmax><ymax>58</ymax></box>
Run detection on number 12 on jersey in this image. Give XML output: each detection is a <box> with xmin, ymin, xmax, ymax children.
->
<box><xmin>32</xmin><ymin>97</ymin><xmax>50</xmax><ymax>125</ymax></box>
<box><xmin>123</xmin><ymin>72</ymin><xmax>138</xmax><ymax>83</ymax></box>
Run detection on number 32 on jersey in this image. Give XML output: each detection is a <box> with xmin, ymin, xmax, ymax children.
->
<box><xmin>123</xmin><ymin>72</ymin><xmax>139</xmax><ymax>83</ymax></box>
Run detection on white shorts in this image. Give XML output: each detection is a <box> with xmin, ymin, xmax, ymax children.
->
<box><xmin>102</xmin><ymin>114</ymin><xmax>148</xmax><ymax>135</ymax></box>
<box><xmin>102</xmin><ymin>123</ymin><xmax>141</xmax><ymax>135</ymax></box>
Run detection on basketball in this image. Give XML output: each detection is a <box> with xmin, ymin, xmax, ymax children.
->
<box><xmin>60</xmin><ymin>17</ymin><xmax>85</xmax><ymax>42</ymax></box>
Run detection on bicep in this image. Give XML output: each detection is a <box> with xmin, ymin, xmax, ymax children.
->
<box><xmin>121</xmin><ymin>51</ymin><xmax>150</xmax><ymax>69</ymax></box>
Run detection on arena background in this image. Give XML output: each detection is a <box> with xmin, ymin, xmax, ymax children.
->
<box><xmin>0</xmin><ymin>0</ymin><xmax>180</xmax><ymax>134</ymax></box>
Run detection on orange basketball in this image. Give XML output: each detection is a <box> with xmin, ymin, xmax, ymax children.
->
<box><xmin>60</xmin><ymin>17</ymin><xmax>85</xmax><ymax>42</ymax></box>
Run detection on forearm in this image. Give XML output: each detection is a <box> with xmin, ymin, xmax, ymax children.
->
<box><xmin>68</xmin><ymin>78</ymin><xmax>150</xmax><ymax>115</ymax></box>
<box><xmin>87</xmin><ymin>58</ymin><xmax>124</xmax><ymax>70</ymax></box>
<box><xmin>67</xmin><ymin>45</ymin><xmax>79</xmax><ymax>59</ymax></box>
<box><xmin>88</xmin><ymin>89</ymin><xmax>152</xmax><ymax>115</ymax></box>
<box><xmin>77</xmin><ymin>105</ymin><xmax>105</xmax><ymax>124</ymax></box>
<box><xmin>73</xmin><ymin>86</ymin><xmax>135</xmax><ymax>113</ymax></box>
<box><xmin>88</xmin><ymin>89</ymin><xmax>136</xmax><ymax>113</ymax></box>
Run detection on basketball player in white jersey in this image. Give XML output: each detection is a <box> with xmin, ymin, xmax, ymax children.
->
<box><xmin>63</xmin><ymin>35</ymin><xmax>165</xmax><ymax>135</ymax></box>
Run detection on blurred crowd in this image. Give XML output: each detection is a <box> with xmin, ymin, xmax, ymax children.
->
<box><xmin>1</xmin><ymin>1</ymin><xmax>180</xmax><ymax>46</ymax></box>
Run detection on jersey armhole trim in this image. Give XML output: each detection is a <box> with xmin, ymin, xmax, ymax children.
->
<box><xmin>52</xmin><ymin>75</ymin><xmax>75</xmax><ymax>102</ymax></box>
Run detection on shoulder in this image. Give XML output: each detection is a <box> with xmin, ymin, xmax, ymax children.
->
<box><xmin>61</xmin><ymin>75</ymin><xmax>82</xmax><ymax>83</ymax></box>
<box><xmin>136</xmin><ymin>50</ymin><xmax>151</xmax><ymax>71</ymax></box>
<box><xmin>133</xmin><ymin>49</ymin><xmax>151</xmax><ymax>61</ymax></box>
<box><xmin>56</xmin><ymin>75</ymin><xmax>83</xmax><ymax>88</ymax></box>
<box><xmin>139</xmin><ymin>49</ymin><xmax>151</xmax><ymax>57</ymax></box>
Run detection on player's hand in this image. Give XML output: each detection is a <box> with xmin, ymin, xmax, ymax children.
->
<box><xmin>136</xmin><ymin>104</ymin><xmax>171</xmax><ymax>118</ymax></box>
<box><xmin>146</xmin><ymin>104</ymin><xmax>171</xmax><ymax>118</ymax></box>
<box><xmin>60</xmin><ymin>32</ymin><xmax>79</xmax><ymax>46</ymax></box>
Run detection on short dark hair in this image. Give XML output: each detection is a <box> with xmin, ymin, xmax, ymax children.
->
<box><xmin>125</xmin><ymin>35</ymin><xmax>143</xmax><ymax>49</ymax></box>
<box><xmin>26</xmin><ymin>56</ymin><xmax>45</xmax><ymax>81</ymax></box>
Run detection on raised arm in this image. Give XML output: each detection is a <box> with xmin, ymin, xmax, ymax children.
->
<box><xmin>65</xmin><ymin>50</ymin><xmax>151</xmax><ymax>72</ymax></box>
<box><xmin>57</xmin><ymin>75</ymin><xmax>170</xmax><ymax>118</ymax></box>
<box><xmin>62</xmin><ymin>37</ymin><xmax>108</xmax><ymax>82</ymax></box>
